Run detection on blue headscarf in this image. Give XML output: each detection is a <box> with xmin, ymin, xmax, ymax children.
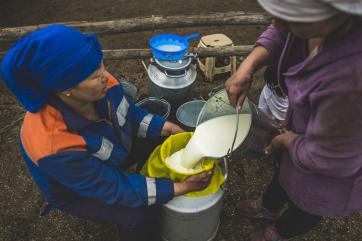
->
<box><xmin>1</xmin><ymin>25</ymin><xmax>103</xmax><ymax>113</ymax></box>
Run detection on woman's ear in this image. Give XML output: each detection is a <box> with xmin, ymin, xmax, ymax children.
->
<box><xmin>55</xmin><ymin>90</ymin><xmax>71</xmax><ymax>98</ymax></box>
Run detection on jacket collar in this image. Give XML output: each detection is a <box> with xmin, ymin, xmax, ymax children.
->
<box><xmin>48</xmin><ymin>96</ymin><xmax>106</xmax><ymax>132</ymax></box>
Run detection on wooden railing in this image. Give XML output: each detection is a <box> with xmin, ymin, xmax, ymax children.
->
<box><xmin>0</xmin><ymin>11</ymin><xmax>270</xmax><ymax>59</ymax></box>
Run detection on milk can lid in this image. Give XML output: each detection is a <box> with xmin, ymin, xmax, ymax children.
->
<box><xmin>147</xmin><ymin>64</ymin><xmax>197</xmax><ymax>89</ymax></box>
<box><xmin>154</xmin><ymin>56</ymin><xmax>192</xmax><ymax>71</ymax></box>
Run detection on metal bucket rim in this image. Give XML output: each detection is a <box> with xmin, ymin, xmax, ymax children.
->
<box><xmin>196</xmin><ymin>89</ymin><xmax>254</xmax><ymax>158</ymax></box>
<box><xmin>176</xmin><ymin>100</ymin><xmax>206</xmax><ymax>128</ymax></box>
<box><xmin>136</xmin><ymin>97</ymin><xmax>171</xmax><ymax>119</ymax></box>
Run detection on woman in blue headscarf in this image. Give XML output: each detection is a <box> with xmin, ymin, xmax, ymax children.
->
<box><xmin>1</xmin><ymin>25</ymin><xmax>212</xmax><ymax>241</ymax></box>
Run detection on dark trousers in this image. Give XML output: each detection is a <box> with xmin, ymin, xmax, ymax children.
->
<box><xmin>58</xmin><ymin>137</ymin><xmax>165</xmax><ymax>241</ymax></box>
<box><xmin>129</xmin><ymin>137</ymin><xmax>165</xmax><ymax>171</ymax></box>
<box><xmin>59</xmin><ymin>198</ymin><xmax>161</xmax><ymax>241</ymax></box>
<box><xmin>262</xmin><ymin>168</ymin><xmax>322</xmax><ymax>239</ymax></box>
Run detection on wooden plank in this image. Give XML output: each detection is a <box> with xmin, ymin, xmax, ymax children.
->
<box><xmin>103</xmin><ymin>45</ymin><xmax>253</xmax><ymax>59</ymax></box>
<box><xmin>0</xmin><ymin>11</ymin><xmax>271</xmax><ymax>42</ymax></box>
<box><xmin>0</xmin><ymin>45</ymin><xmax>253</xmax><ymax>60</ymax></box>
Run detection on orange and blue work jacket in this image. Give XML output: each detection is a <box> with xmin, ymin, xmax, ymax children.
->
<box><xmin>20</xmin><ymin>73</ymin><xmax>174</xmax><ymax>208</ymax></box>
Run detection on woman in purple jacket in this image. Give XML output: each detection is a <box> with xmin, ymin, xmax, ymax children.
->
<box><xmin>225</xmin><ymin>1</ymin><xmax>362</xmax><ymax>240</ymax></box>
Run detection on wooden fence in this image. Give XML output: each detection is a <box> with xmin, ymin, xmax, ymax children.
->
<box><xmin>0</xmin><ymin>11</ymin><xmax>271</xmax><ymax>59</ymax></box>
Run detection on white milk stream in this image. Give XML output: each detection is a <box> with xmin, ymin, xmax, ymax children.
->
<box><xmin>165</xmin><ymin>114</ymin><xmax>252</xmax><ymax>173</ymax></box>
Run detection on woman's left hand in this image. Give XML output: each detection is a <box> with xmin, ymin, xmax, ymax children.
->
<box><xmin>264</xmin><ymin>129</ymin><xmax>298</xmax><ymax>154</ymax></box>
<box><xmin>161</xmin><ymin>121</ymin><xmax>185</xmax><ymax>136</ymax></box>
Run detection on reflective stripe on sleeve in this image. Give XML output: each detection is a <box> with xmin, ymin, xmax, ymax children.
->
<box><xmin>137</xmin><ymin>113</ymin><xmax>153</xmax><ymax>138</ymax></box>
<box><xmin>117</xmin><ymin>96</ymin><xmax>130</xmax><ymax>127</ymax></box>
<box><xmin>92</xmin><ymin>137</ymin><xmax>114</xmax><ymax>161</ymax></box>
<box><xmin>146</xmin><ymin>177</ymin><xmax>156</xmax><ymax>205</ymax></box>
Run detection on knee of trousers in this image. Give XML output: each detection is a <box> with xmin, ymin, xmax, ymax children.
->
<box><xmin>119</xmin><ymin>205</ymin><xmax>159</xmax><ymax>229</ymax></box>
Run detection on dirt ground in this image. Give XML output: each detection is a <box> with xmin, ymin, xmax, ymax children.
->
<box><xmin>1</xmin><ymin>1</ymin><xmax>362</xmax><ymax>241</ymax></box>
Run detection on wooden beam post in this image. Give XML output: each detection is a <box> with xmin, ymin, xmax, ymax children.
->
<box><xmin>0</xmin><ymin>11</ymin><xmax>271</xmax><ymax>42</ymax></box>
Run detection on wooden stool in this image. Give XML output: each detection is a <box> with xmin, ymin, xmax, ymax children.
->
<box><xmin>197</xmin><ymin>34</ymin><xmax>237</xmax><ymax>82</ymax></box>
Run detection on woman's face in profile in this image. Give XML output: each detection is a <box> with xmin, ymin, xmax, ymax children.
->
<box><xmin>68</xmin><ymin>63</ymin><xmax>108</xmax><ymax>102</ymax></box>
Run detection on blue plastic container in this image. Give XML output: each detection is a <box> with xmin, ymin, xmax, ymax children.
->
<box><xmin>149</xmin><ymin>33</ymin><xmax>200</xmax><ymax>61</ymax></box>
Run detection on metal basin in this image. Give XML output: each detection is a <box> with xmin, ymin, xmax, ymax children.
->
<box><xmin>176</xmin><ymin>100</ymin><xmax>206</xmax><ymax>131</ymax></box>
<box><xmin>136</xmin><ymin>97</ymin><xmax>171</xmax><ymax>120</ymax></box>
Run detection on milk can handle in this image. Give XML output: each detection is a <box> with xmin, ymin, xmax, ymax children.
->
<box><xmin>164</xmin><ymin>69</ymin><xmax>187</xmax><ymax>78</ymax></box>
<box><xmin>184</xmin><ymin>33</ymin><xmax>201</xmax><ymax>41</ymax></box>
<box><xmin>221</xmin><ymin>157</ymin><xmax>229</xmax><ymax>183</ymax></box>
<box><xmin>183</xmin><ymin>52</ymin><xmax>198</xmax><ymax>60</ymax></box>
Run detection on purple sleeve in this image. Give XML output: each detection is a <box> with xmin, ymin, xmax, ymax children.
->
<box><xmin>255</xmin><ymin>25</ymin><xmax>288</xmax><ymax>65</ymax></box>
<box><xmin>287</xmin><ymin>90</ymin><xmax>362</xmax><ymax>178</ymax></box>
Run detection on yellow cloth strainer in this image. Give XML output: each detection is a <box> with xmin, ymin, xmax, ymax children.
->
<box><xmin>140</xmin><ymin>132</ymin><xmax>224</xmax><ymax>197</ymax></box>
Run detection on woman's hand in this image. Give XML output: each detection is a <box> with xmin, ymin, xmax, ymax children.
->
<box><xmin>225</xmin><ymin>65</ymin><xmax>253</xmax><ymax>108</ymax></box>
<box><xmin>173</xmin><ymin>170</ymin><xmax>213</xmax><ymax>196</ymax></box>
<box><xmin>161</xmin><ymin>121</ymin><xmax>185</xmax><ymax>136</ymax></box>
<box><xmin>264</xmin><ymin>129</ymin><xmax>298</xmax><ymax>154</ymax></box>
<box><xmin>225</xmin><ymin>46</ymin><xmax>271</xmax><ymax>108</ymax></box>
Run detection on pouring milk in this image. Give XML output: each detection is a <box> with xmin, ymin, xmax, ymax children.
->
<box><xmin>165</xmin><ymin>114</ymin><xmax>252</xmax><ymax>173</ymax></box>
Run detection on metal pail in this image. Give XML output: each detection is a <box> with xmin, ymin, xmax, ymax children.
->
<box><xmin>136</xmin><ymin>97</ymin><xmax>171</xmax><ymax>120</ymax></box>
<box><xmin>176</xmin><ymin>100</ymin><xmax>206</xmax><ymax>131</ymax></box>
<box><xmin>196</xmin><ymin>89</ymin><xmax>281</xmax><ymax>158</ymax></box>
<box><xmin>160</xmin><ymin>158</ymin><xmax>228</xmax><ymax>241</ymax></box>
<box><xmin>147</xmin><ymin>62</ymin><xmax>197</xmax><ymax>104</ymax></box>
<box><xmin>161</xmin><ymin>190</ymin><xmax>224</xmax><ymax>241</ymax></box>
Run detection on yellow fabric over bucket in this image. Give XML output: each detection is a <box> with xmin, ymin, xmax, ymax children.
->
<box><xmin>141</xmin><ymin>132</ymin><xmax>224</xmax><ymax>197</ymax></box>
